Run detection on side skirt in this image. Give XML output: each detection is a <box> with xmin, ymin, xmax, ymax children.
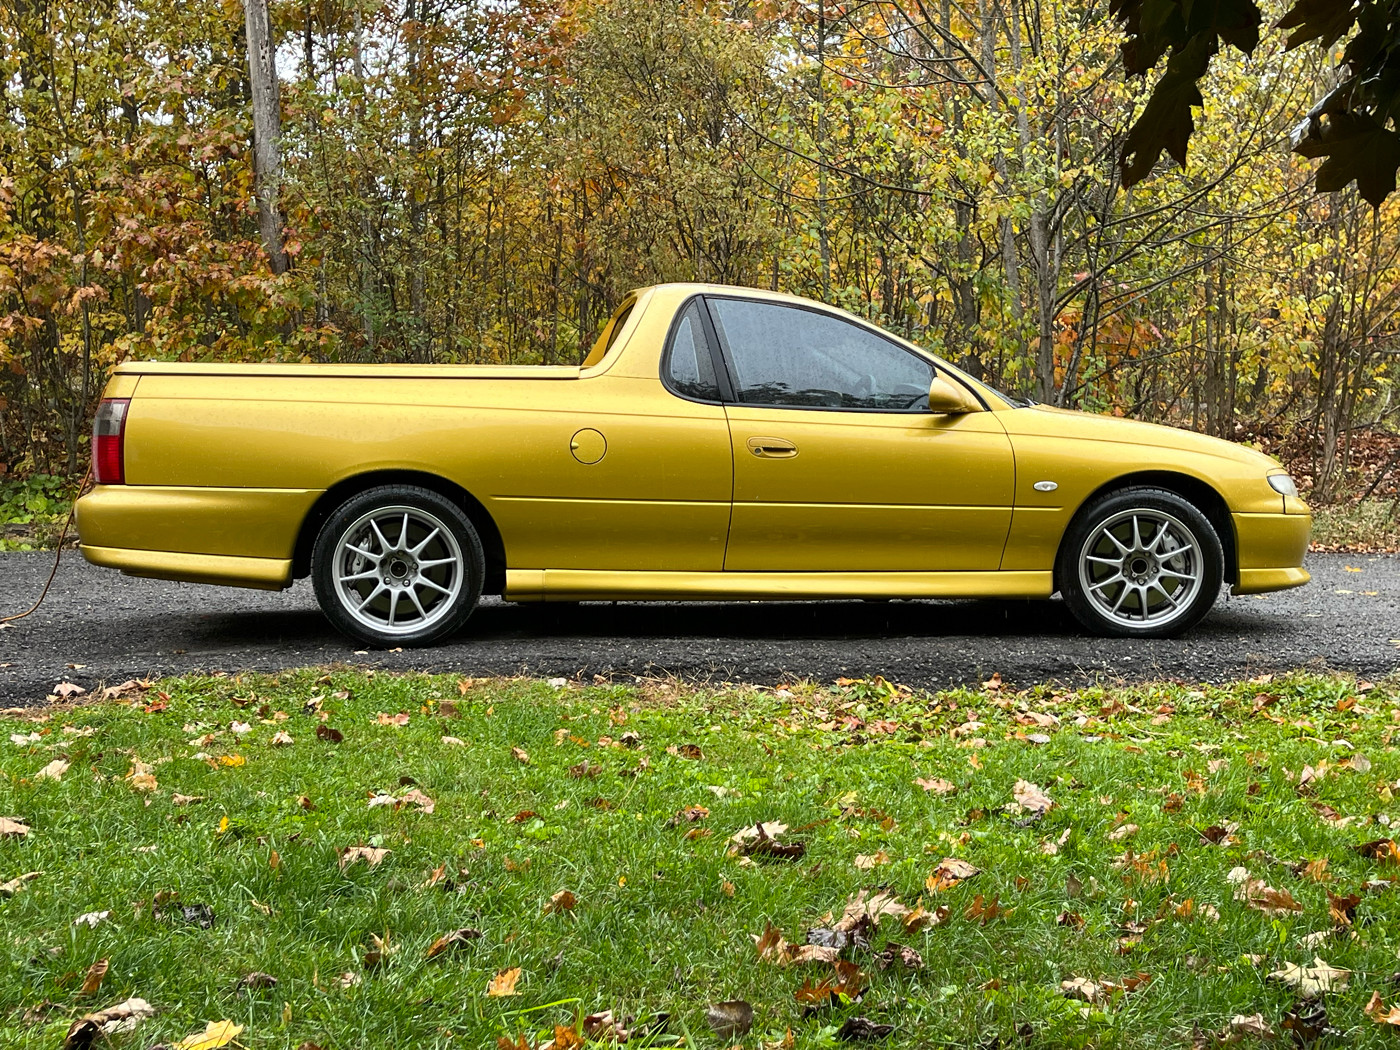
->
<box><xmin>505</xmin><ymin>568</ymin><xmax>1054</xmax><ymax>603</ymax></box>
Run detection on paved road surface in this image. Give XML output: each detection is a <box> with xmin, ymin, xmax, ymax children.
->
<box><xmin>1</xmin><ymin>551</ymin><xmax>1397</xmax><ymax>703</ymax></box>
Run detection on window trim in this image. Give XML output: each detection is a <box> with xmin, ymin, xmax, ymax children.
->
<box><xmin>701</xmin><ymin>293</ymin><xmax>960</xmax><ymax>415</ymax></box>
<box><xmin>658</xmin><ymin>295</ymin><xmax>731</xmax><ymax>406</ymax></box>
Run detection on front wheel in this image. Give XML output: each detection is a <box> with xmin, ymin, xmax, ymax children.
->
<box><xmin>1057</xmin><ymin>487</ymin><xmax>1224</xmax><ymax>638</ymax></box>
<box><xmin>311</xmin><ymin>485</ymin><xmax>485</xmax><ymax>647</ymax></box>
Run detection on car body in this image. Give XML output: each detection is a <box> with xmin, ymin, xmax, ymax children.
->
<box><xmin>75</xmin><ymin>282</ymin><xmax>1310</xmax><ymax>643</ymax></box>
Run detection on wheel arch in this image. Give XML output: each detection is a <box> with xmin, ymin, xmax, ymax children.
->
<box><xmin>1055</xmin><ymin>471</ymin><xmax>1237</xmax><ymax>589</ymax></box>
<box><xmin>293</xmin><ymin>470</ymin><xmax>507</xmax><ymax>594</ymax></box>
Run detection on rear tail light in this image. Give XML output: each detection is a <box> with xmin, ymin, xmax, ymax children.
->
<box><xmin>92</xmin><ymin>398</ymin><xmax>129</xmax><ymax>484</ymax></box>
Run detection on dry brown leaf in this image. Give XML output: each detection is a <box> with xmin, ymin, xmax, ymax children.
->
<box><xmin>34</xmin><ymin>758</ymin><xmax>69</xmax><ymax>781</ymax></box>
<box><xmin>511</xmin><ymin>747</ymin><xmax>530</xmax><ymax>765</ymax></box>
<box><xmin>338</xmin><ymin>845</ymin><xmax>390</xmax><ymax>870</ymax></box>
<box><xmin>964</xmin><ymin>893</ymin><xmax>1005</xmax><ymax>924</ymax></box>
<box><xmin>125</xmin><ymin>761</ymin><xmax>157</xmax><ymax>793</ymax></box>
<box><xmin>1060</xmin><ymin>977</ymin><xmax>1102</xmax><ymax>1003</ymax></box>
<box><xmin>1012</xmin><ymin>779</ymin><xmax>1054</xmax><ymax>816</ymax></box>
<box><xmin>170</xmin><ymin>794</ymin><xmax>205</xmax><ymax>806</ymax></box>
<box><xmin>78</xmin><ymin>959</ymin><xmax>109</xmax><ymax>997</ymax></box>
<box><xmin>398</xmin><ymin>788</ymin><xmax>435</xmax><ymax>814</ymax></box>
<box><xmin>544</xmin><ymin>890</ymin><xmax>577</xmax><ymax>914</ymax></box>
<box><xmin>1268</xmin><ymin>956</ymin><xmax>1350</xmax><ymax>996</ymax></box>
<box><xmin>706</xmin><ymin>1000</ymin><xmax>753</xmax><ymax>1039</ymax></box>
<box><xmin>1224</xmin><ymin>1013</ymin><xmax>1274</xmax><ymax>1040</ymax></box>
<box><xmin>63</xmin><ymin>997</ymin><xmax>157</xmax><ymax>1049</ymax></box>
<box><xmin>1366</xmin><ymin>991</ymin><xmax>1400</xmax><ymax>1026</ymax></box>
<box><xmin>854</xmin><ymin>850</ymin><xmax>890</xmax><ymax>870</ymax></box>
<box><xmin>914</xmin><ymin>777</ymin><xmax>956</xmax><ymax>795</ymax></box>
<box><xmin>836</xmin><ymin>889</ymin><xmax>910</xmax><ymax>931</ymax></box>
<box><xmin>1108</xmin><ymin>823</ymin><xmax>1140</xmax><ymax>842</ymax></box>
<box><xmin>926</xmin><ymin>856</ymin><xmax>980</xmax><ymax>892</ymax></box>
<box><xmin>270</xmin><ymin>730</ymin><xmax>294</xmax><ymax>747</ymax></box>
<box><xmin>486</xmin><ymin>967</ymin><xmax>522</xmax><ymax>997</ymax></box>
<box><xmin>1228</xmin><ymin>867</ymin><xmax>1305</xmax><ymax>916</ymax></box>
<box><xmin>902</xmin><ymin>901</ymin><xmax>951</xmax><ymax>932</ymax></box>
<box><xmin>425</xmin><ymin>927</ymin><xmax>482</xmax><ymax>959</ymax></box>
<box><xmin>0</xmin><ymin>870</ymin><xmax>40</xmax><ymax>896</ymax></box>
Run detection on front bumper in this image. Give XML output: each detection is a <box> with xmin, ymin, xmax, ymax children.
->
<box><xmin>1230</xmin><ymin>510</ymin><xmax>1312</xmax><ymax>595</ymax></box>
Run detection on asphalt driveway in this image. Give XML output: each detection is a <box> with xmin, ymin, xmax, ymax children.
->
<box><xmin>1</xmin><ymin>551</ymin><xmax>1397</xmax><ymax>703</ymax></box>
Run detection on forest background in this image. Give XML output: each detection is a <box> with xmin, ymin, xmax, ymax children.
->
<box><xmin>2</xmin><ymin>0</ymin><xmax>1398</xmax><ymax>545</ymax></box>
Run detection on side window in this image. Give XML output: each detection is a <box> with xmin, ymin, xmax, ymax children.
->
<box><xmin>707</xmin><ymin>298</ymin><xmax>933</xmax><ymax>411</ymax></box>
<box><xmin>663</xmin><ymin>300</ymin><xmax>721</xmax><ymax>401</ymax></box>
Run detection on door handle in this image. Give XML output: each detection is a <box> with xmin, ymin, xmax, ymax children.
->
<box><xmin>747</xmin><ymin>437</ymin><xmax>798</xmax><ymax>459</ymax></box>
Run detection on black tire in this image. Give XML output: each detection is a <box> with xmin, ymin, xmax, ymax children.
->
<box><xmin>1056</xmin><ymin>487</ymin><xmax>1224</xmax><ymax>639</ymax></box>
<box><xmin>311</xmin><ymin>484</ymin><xmax>485</xmax><ymax>647</ymax></box>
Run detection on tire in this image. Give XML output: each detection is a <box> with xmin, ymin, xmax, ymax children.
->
<box><xmin>311</xmin><ymin>485</ymin><xmax>485</xmax><ymax>647</ymax></box>
<box><xmin>1057</xmin><ymin>487</ymin><xmax>1224</xmax><ymax>639</ymax></box>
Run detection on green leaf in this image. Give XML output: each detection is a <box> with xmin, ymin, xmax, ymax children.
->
<box><xmin>1278</xmin><ymin>0</ymin><xmax>1360</xmax><ymax>50</ymax></box>
<box><xmin>1120</xmin><ymin>33</ymin><xmax>1217</xmax><ymax>186</ymax></box>
<box><xmin>1294</xmin><ymin>111</ymin><xmax>1400</xmax><ymax>207</ymax></box>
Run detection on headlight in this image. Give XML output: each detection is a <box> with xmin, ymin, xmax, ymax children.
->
<box><xmin>1267</xmin><ymin>474</ymin><xmax>1298</xmax><ymax>497</ymax></box>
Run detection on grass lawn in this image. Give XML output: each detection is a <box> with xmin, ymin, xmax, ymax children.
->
<box><xmin>4</xmin><ymin>670</ymin><xmax>1400</xmax><ymax>1049</ymax></box>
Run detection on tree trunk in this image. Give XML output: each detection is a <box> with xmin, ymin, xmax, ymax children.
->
<box><xmin>243</xmin><ymin>0</ymin><xmax>288</xmax><ymax>275</ymax></box>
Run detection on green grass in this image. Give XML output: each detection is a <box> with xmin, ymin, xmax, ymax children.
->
<box><xmin>4</xmin><ymin>671</ymin><xmax>1400</xmax><ymax>1048</ymax></box>
<box><xmin>1311</xmin><ymin>499</ymin><xmax>1400</xmax><ymax>552</ymax></box>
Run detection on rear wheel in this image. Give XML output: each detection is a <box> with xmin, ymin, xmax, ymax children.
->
<box><xmin>311</xmin><ymin>485</ymin><xmax>484</xmax><ymax>647</ymax></box>
<box><xmin>1057</xmin><ymin>487</ymin><xmax>1223</xmax><ymax>638</ymax></box>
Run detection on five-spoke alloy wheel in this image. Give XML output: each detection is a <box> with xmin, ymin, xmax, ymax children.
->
<box><xmin>1058</xmin><ymin>487</ymin><xmax>1224</xmax><ymax>638</ymax></box>
<box><xmin>312</xmin><ymin>485</ymin><xmax>484</xmax><ymax>647</ymax></box>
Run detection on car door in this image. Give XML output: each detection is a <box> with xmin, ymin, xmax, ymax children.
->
<box><xmin>707</xmin><ymin>295</ymin><xmax>1016</xmax><ymax>573</ymax></box>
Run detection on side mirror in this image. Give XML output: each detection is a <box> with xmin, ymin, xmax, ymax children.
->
<box><xmin>928</xmin><ymin>374</ymin><xmax>980</xmax><ymax>414</ymax></box>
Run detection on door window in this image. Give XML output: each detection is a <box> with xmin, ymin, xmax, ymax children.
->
<box><xmin>663</xmin><ymin>299</ymin><xmax>722</xmax><ymax>401</ymax></box>
<box><xmin>707</xmin><ymin>298</ymin><xmax>933</xmax><ymax>410</ymax></box>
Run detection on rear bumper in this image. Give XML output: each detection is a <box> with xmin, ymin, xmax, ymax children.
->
<box><xmin>80</xmin><ymin>544</ymin><xmax>291</xmax><ymax>590</ymax></box>
<box><xmin>1230</xmin><ymin>510</ymin><xmax>1311</xmax><ymax>595</ymax></box>
<box><xmin>74</xmin><ymin>483</ymin><xmax>315</xmax><ymax>590</ymax></box>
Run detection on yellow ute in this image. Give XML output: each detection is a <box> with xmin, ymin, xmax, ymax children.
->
<box><xmin>75</xmin><ymin>283</ymin><xmax>1310</xmax><ymax>645</ymax></box>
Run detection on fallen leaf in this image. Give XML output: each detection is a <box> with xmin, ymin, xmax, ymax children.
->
<box><xmin>442</xmin><ymin>736</ymin><xmax>465</xmax><ymax>746</ymax></box>
<box><xmin>173</xmin><ymin>1019</ymin><xmax>244</xmax><ymax>1049</ymax></box>
<box><xmin>873</xmin><ymin>942</ymin><xmax>923</xmax><ymax>971</ymax></box>
<box><xmin>511</xmin><ymin>747</ymin><xmax>530</xmax><ymax>764</ymax></box>
<box><xmin>854</xmin><ymin>850</ymin><xmax>890</xmax><ymax>870</ymax></box>
<box><xmin>1108</xmin><ymin>823</ymin><xmax>1140</xmax><ymax>842</ymax></box>
<box><xmin>926</xmin><ymin>856</ymin><xmax>980</xmax><ymax>892</ymax></box>
<box><xmin>914</xmin><ymin>777</ymin><xmax>956</xmax><ymax>795</ymax></box>
<box><xmin>77</xmin><ymin>959</ymin><xmax>109</xmax><ymax>997</ymax></box>
<box><xmin>270</xmin><ymin>730</ymin><xmax>294</xmax><ymax>747</ymax></box>
<box><xmin>315</xmin><ymin>725</ymin><xmax>343</xmax><ymax>743</ymax></box>
<box><xmin>73</xmin><ymin>910</ymin><xmax>110</xmax><ymax>928</ymax></box>
<box><xmin>837</xmin><ymin>1016</ymin><xmax>896</xmax><ymax>1041</ymax></box>
<box><xmin>1012</xmin><ymin>779</ymin><xmax>1054</xmax><ymax>817</ymax></box>
<box><xmin>1354</xmin><ymin>839</ymin><xmax>1400</xmax><ymax>863</ymax></box>
<box><xmin>581</xmin><ymin>1011</ymin><xmax>630</xmax><ymax>1043</ymax></box>
<box><xmin>706</xmin><ymin>1000</ymin><xmax>753</xmax><ymax>1039</ymax></box>
<box><xmin>487</xmin><ymin>967</ymin><xmax>522</xmax><ymax>997</ymax></box>
<box><xmin>1366</xmin><ymin>991</ymin><xmax>1400</xmax><ymax>1026</ymax></box>
<box><xmin>125</xmin><ymin>761</ymin><xmax>157</xmax><ymax>793</ymax></box>
<box><xmin>1268</xmin><ymin>956</ymin><xmax>1350</xmax><ymax>996</ymax></box>
<box><xmin>544</xmin><ymin>889</ymin><xmax>577</xmax><ymax>914</ymax></box>
<box><xmin>235</xmin><ymin>972</ymin><xmax>278</xmax><ymax>991</ymax></box>
<box><xmin>669</xmin><ymin>743</ymin><xmax>704</xmax><ymax>760</ymax></box>
<box><xmin>63</xmin><ymin>997</ymin><xmax>156</xmax><ymax>1048</ymax></box>
<box><xmin>338</xmin><ymin>845</ymin><xmax>390</xmax><ymax>870</ymax></box>
<box><xmin>398</xmin><ymin>788</ymin><xmax>435</xmax><ymax>814</ymax></box>
<box><xmin>425</xmin><ymin>927</ymin><xmax>482</xmax><ymax>959</ymax></box>
<box><xmin>732</xmin><ymin>822</ymin><xmax>805</xmax><ymax>860</ymax></box>
<box><xmin>1060</xmin><ymin>977</ymin><xmax>1102</xmax><ymax>1003</ymax></box>
<box><xmin>171</xmin><ymin>794</ymin><xmax>205</xmax><ymax>806</ymax></box>
<box><xmin>375</xmin><ymin>712</ymin><xmax>410</xmax><ymax>726</ymax></box>
<box><xmin>964</xmin><ymin>893</ymin><xmax>1004</xmax><ymax>924</ymax></box>
<box><xmin>34</xmin><ymin>758</ymin><xmax>69</xmax><ymax>781</ymax></box>
<box><xmin>1224</xmin><ymin>1013</ymin><xmax>1274</xmax><ymax>1040</ymax></box>
<box><xmin>0</xmin><ymin>869</ymin><xmax>40</xmax><ymax>897</ymax></box>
